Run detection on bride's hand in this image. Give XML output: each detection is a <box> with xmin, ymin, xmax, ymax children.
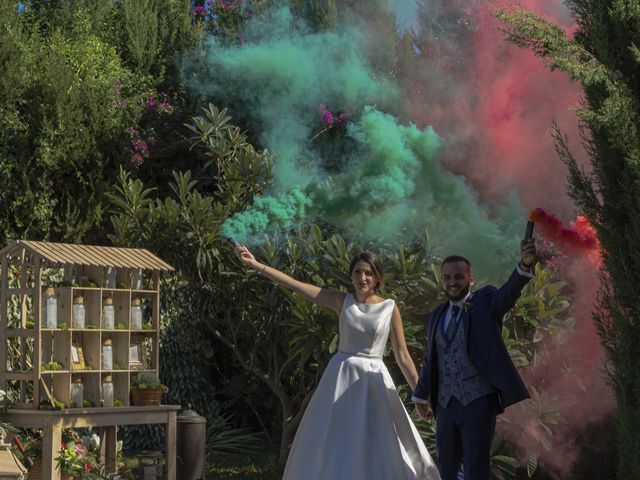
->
<box><xmin>235</xmin><ymin>244</ymin><xmax>259</xmax><ymax>269</ymax></box>
<box><xmin>415</xmin><ymin>403</ymin><xmax>433</xmax><ymax>421</ymax></box>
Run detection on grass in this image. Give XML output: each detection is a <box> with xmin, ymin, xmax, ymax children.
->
<box><xmin>205</xmin><ymin>453</ymin><xmax>280</xmax><ymax>480</ymax></box>
<box><xmin>119</xmin><ymin>452</ymin><xmax>279</xmax><ymax>479</ymax></box>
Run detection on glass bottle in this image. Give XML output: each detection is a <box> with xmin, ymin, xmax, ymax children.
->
<box><xmin>102</xmin><ymin>375</ymin><xmax>113</xmax><ymax>407</ymax></box>
<box><xmin>131</xmin><ymin>268</ymin><xmax>143</xmax><ymax>290</ymax></box>
<box><xmin>102</xmin><ymin>298</ymin><xmax>115</xmax><ymax>329</ymax></box>
<box><xmin>105</xmin><ymin>266</ymin><xmax>117</xmax><ymax>289</ymax></box>
<box><xmin>73</xmin><ymin>296</ymin><xmax>85</xmax><ymax>329</ymax></box>
<box><xmin>102</xmin><ymin>338</ymin><xmax>113</xmax><ymax>370</ymax></box>
<box><xmin>130</xmin><ymin>298</ymin><xmax>143</xmax><ymax>330</ymax></box>
<box><xmin>70</xmin><ymin>376</ymin><xmax>83</xmax><ymax>407</ymax></box>
<box><xmin>44</xmin><ymin>287</ymin><xmax>57</xmax><ymax>329</ymax></box>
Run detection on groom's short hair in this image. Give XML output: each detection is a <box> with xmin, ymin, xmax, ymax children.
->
<box><xmin>441</xmin><ymin>255</ymin><xmax>471</xmax><ymax>271</ymax></box>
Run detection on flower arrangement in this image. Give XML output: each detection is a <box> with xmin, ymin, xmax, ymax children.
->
<box><xmin>56</xmin><ymin>440</ymin><xmax>100</xmax><ymax>479</ymax></box>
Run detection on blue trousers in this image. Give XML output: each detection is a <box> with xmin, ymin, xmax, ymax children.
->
<box><xmin>435</xmin><ymin>394</ymin><xmax>497</xmax><ymax>480</ymax></box>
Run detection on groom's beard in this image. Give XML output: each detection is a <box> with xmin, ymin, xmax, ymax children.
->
<box><xmin>444</xmin><ymin>285</ymin><xmax>470</xmax><ymax>302</ymax></box>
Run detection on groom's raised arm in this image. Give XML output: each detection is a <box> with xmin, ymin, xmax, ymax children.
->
<box><xmin>489</xmin><ymin>239</ymin><xmax>537</xmax><ymax>321</ymax></box>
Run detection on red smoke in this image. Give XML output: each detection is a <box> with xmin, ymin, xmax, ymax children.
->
<box><xmin>530</xmin><ymin>207</ymin><xmax>602</xmax><ymax>267</ymax></box>
<box><xmin>503</xmin><ymin>257</ymin><xmax>613</xmax><ymax>474</ymax></box>
<box><xmin>403</xmin><ymin>0</ymin><xmax>585</xmax><ymax>217</ymax></box>
<box><xmin>399</xmin><ymin>1</ymin><xmax>611</xmax><ymax>476</ymax></box>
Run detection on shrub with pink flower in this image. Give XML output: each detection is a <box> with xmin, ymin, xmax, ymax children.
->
<box><xmin>313</xmin><ymin>104</ymin><xmax>352</xmax><ymax>141</ymax></box>
<box><xmin>126</xmin><ymin>127</ymin><xmax>150</xmax><ymax>166</ymax></box>
<box><xmin>318</xmin><ymin>104</ymin><xmax>334</xmax><ymax>126</ymax></box>
<box><xmin>207</xmin><ymin>0</ymin><xmax>252</xmax><ymax>39</ymax></box>
<box><xmin>318</xmin><ymin>104</ymin><xmax>350</xmax><ymax>127</ymax></box>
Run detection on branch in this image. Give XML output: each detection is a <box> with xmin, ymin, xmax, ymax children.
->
<box><xmin>203</xmin><ymin>311</ymin><xmax>294</xmax><ymax>414</ymax></box>
<box><xmin>288</xmin><ymin>386</ymin><xmax>316</xmax><ymax>428</ymax></box>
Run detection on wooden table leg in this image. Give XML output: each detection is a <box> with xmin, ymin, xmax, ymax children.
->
<box><xmin>42</xmin><ymin>418</ymin><xmax>62</xmax><ymax>480</ymax></box>
<box><xmin>166</xmin><ymin>411</ymin><xmax>177</xmax><ymax>480</ymax></box>
<box><xmin>102</xmin><ymin>426</ymin><xmax>118</xmax><ymax>473</ymax></box>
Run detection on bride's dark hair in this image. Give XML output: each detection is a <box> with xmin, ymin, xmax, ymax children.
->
<box><xmin>348</xmin><ymin>251</ymin><xmax>384</xmax><ymax>291</ymax></box>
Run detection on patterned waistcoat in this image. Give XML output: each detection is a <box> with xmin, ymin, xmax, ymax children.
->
<box><xmin>435</xmin><ymin>316</ymin><xmax>496</xmax><ymax>407</ymax></box>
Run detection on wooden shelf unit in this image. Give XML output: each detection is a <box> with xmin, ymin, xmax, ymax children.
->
<box><xmin>0</xmin><ymin>240</ymin><xmax>173</xmax><ymax>410</ymax></box>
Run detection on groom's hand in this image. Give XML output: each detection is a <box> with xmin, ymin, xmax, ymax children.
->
<box><xmin>519</xmin><ymin>238</ymin><xmax>537</xmax><ymax>272</ymax></box>
<box><xmin>415</xmin><ymin>402</ymin><xmax>433</xmax><ymax>421</ymax></box>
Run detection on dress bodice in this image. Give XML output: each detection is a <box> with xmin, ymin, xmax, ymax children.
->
<box><xmin>338</xmin><ymin>293</ymin><xmax>395</xmax><ymax>358</ymax></box>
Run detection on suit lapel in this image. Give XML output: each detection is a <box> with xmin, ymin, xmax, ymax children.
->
<box><xmin>464</xmin><ymin>291</ymin><xmax>475</xmax><ymax>345</ymax></box>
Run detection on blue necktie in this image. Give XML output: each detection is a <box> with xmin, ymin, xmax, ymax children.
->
<box><xmin>446</xmin><ymin>305</ymin><xmax>461</xmax><ymax>339</ymax></box>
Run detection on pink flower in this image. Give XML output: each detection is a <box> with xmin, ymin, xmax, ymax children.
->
<box><xmin>74</xmin><ymin>443</ymin><xmax>87</xmax><ymax>456</ymax></box>
<box><xmin>193</xmin><ymin>5</ymin><xmax>206</xmax><ymax>15</ymax></box>
<box><xmin>336</xmin><ymin>111</ymin><xmax>351</xmax><ymax>125</ymax></box>
<box><xmin>146</xmin><ymin>97</ymin><xmax>157</xmax><ymax>108</ymax></box>
<box><xmin>318</xmin><ymin>104</ymin><xmax>334</xmax><ymax>126</ymax></box>
<box><xmin>131</xmin><ymin>153</ymin><xmax>144</xmax><ymax>166</ymax></box>
<box><xmin>85</xmin><ymin>464</ymin><xmax>91</xmax><ymax>472</ymax></box>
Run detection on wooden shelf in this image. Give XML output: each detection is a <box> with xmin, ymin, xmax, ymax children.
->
<box><xmin>5</xmin><ymin>329</ymin><xmax>35</xmax><ymax>337</ymax></box>
<box><xmin>0</xmin><ymin>240</ymin><xmax>174</xmax><ymax>480</ymax></box>
<box><xmin>1</xmin><ymin>242</ymin><xmax>167</xmax><ymax>411</ymax></box>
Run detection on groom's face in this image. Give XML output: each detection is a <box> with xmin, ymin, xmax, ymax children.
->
<box><xmin>441</xmin><ymin>261</ymin><xmax>474</xmax><ymax>302</ymax></box>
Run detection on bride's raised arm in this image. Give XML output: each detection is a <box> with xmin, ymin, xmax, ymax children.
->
<box><xmin>234</xmin><ymin>244</ymin><xmax>346</xmax><ymax>314</ymax></box>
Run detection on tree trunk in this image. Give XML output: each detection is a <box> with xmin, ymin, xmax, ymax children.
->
<box><xmin>279</xmin><ymin>407</ymin><xmax>301</xmax><ymax>467</ymax></box>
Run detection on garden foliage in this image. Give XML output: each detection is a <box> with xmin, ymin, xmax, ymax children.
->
<box><xmin>0</xmin><ymin>1</ymin><xmax>591</xmax><ymax>477</ymax></box>
<box><xmin>498</xmin><ymin>3</ymin><xmax>640</xmax><ymax>477</ymax></box>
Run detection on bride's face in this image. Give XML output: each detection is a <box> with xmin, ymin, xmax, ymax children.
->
<box><xmin>350</xmin><ymin>260</ymin><xmax>378</xmax><ymax>295</ymax></box>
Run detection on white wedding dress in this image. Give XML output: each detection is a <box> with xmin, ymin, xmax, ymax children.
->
<box><xmin>282</xmin><ymin>293</ymin><xmax>440</xmax><ymax>480</ymax></box>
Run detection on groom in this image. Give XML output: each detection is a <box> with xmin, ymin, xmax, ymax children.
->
<box><xmin>413</xmin><ymin>239</ymin><xmax>536</xmax><ymax>480</ymax></box>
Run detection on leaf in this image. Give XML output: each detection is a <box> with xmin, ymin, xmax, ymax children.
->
<box><xmin>328</xmin><ymin>334</ymin><xmax>338</xmax><ymax>354</ymax></box>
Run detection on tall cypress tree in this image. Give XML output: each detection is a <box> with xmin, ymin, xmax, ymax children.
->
<box><xmin>498</xmin><ymin>2</ymin><xmax>640</xmax><ymax>477</ymax></box>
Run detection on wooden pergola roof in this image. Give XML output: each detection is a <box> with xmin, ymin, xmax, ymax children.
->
<box><xmin>0</xmin><ymin>240</ymin><xmax>174</xmax><ymax>272</ymax></box>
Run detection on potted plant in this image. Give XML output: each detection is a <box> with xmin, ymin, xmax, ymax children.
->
<box><xmin>130</xmin><ymin>370</ymin><xmax>166</xmax><ymax>406</ymax></box>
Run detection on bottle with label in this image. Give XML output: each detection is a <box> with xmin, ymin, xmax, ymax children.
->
<box><xmin>70</xmin><ymin>376</ymin><xmax>83</xmax><ymax>407</ymax></box>
<box><xmin>102</xmin><ymin>298</ymin><xmax>115</xmax><ymax>329</ymax></box>
<box><xmin>102</xmin><ymin>339</ymin><xmax>113</xmax><ymax>370</ymax></box>
<box><xmin>102</xmin><ymin>375</ymin><xmax>113</xmax><ymax>407</ymax></box>
<box><xmin>73</xmin><ymin>296</ymin><xmax>85</xmax><ymax>329</ymax></box>
<box><xmin>44</xmin><ymin>287</ymin><xmax>57</xmax><ymax>329</ymax></box>
<box><xmin>130</xmin><ymin>298</ymin><xmax>143</xmax><ymax>330</ymax></box>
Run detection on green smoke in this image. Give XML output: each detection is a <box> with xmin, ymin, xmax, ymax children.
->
<box><xmin>325</xmin><ymin>107</ymin><xmax>523</xmax><ymax>276</ymax></box>
<box><xmin>191</xmin><ymin>7</ymin><xmax>396</xmax><ymax>191</ymax></box>
<box><xmin>190</xmin><ymin>6</ymin><xmax>524</xmax><ymax>280</ymax></box>
<box><xmin>220</xmin><ymin>187</ymin><xmax>311</xmax><ymax>241</ymax></box>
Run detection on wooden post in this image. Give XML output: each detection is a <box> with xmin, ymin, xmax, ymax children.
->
<box><xmin>153</xmin><ymin>271</ymin><xmax>160</xmax><ymax>372</ymax></box>
<box><xmin>42</xmin><ymin>417</ymin><xmax>63</xmax><ymax>480</ymax></box>
<box><xmin>100</xmin><ymin>426</ymin><xmax>118</xmax><ymax>473</ymax></box>
<box><xmin>0</xmin><ymin>255</ymin><xmax>7</xmax><ymax>390</ymax></box>
<box><xmin>33</xmin><ymin>257</ymin><xmax>41</xmax><ymax>407</ymax></box>
<box><xmin>19</xmin><ymin>249</ymin><xmax>27</xmax><ymax>402</ymax></box>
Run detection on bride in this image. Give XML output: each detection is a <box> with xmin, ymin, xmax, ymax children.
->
<box><xmin>234</xmin><ymin>245</ymin><xmax>440</xmax><ymax>480</ymax></box>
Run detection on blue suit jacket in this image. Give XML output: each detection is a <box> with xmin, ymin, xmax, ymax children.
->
<box><xmin>413</xmin><ymin>268</ymin><xmax>531</xmax><ymax>414</ymax></box>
